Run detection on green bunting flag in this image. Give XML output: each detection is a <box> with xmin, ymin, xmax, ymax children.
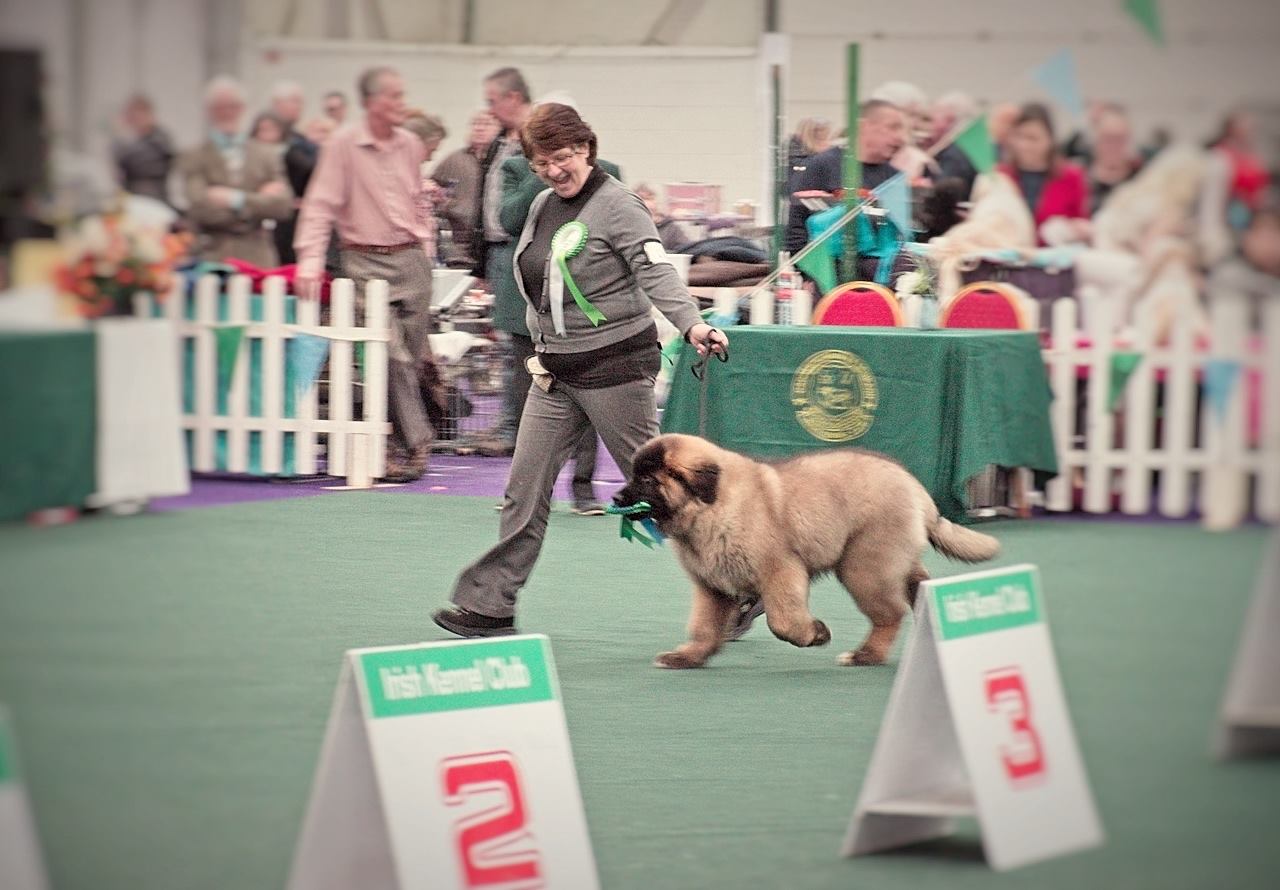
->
<box><xmin>1124</xmin><ymin>0</ymin><xmax>1164</xmax><ymax>45</ymax></box>
<box><xmin>795</xmin><ymin>248</ymin><xmax>837</xmax><ymax>295</ymax></box>
<box><xmin>213</xmin><ymin>325</ymin><xmax>246</xmax><ymax>400</ymax></box>
<box><xmin>1108</xmin><ymin>351</ymin><xmax>1143</xmax><ymax>410</ymax></box>
<box><xmin>954</xmin><ymin>116</ymin><xmax>997</xmax><ymax>174</ymax></box>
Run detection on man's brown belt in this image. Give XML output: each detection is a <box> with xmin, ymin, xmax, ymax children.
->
<box><xmin>340</xmin><ymin>241</ymin><xmax>419</xmax><ymax>255</ymax></box>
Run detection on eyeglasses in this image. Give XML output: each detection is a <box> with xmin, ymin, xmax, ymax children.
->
<box><xmin>530</xmin><ymin>148</ymin><xmax>584</xmax><ymax>174</ymax></box>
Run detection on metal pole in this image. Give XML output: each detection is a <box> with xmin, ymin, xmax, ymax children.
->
<box><xmin>771</xmin><ymin>59</ymin><xmax>785</xmax><ymax>271</ymax></box>
<box><xmin>842</xmin><ymin>43</ymin><xmax>861</xmax><ymax>279</ymax></box>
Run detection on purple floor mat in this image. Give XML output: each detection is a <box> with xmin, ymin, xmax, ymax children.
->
<box><xmin>150</xmin><ymin>439</ymin><xmax>626</xmax><ymax>512</ymax></box>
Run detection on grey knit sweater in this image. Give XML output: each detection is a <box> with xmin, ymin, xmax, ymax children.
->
<box><xmin>514</xmin><ymin>174</ymin><xmax>703</xmax><ymax>354</ymax></box>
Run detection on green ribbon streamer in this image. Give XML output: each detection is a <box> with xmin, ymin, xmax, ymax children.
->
<box><xmin>607</xmin><ymin>501</ymin><xmax>661</xmax><ymax>548</ymax></box>
<box><xmin>557</xmin><ymin>254</ymin><xmax>607</xmax><ymax>326</ymax></box>
<box><xmin>619</xmin><ymin>517</ymin><xmax>660</xmax><ymax>549</ymax></box>
<box><xmin>552</xmin><ymin>220</ymin><xmax>606</xmax><ymax>327</ymax></box>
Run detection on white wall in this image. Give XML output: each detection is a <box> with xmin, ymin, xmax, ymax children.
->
<box><xmin>784</xmin><ymin>0</ymin><xmax>1280</xmax><ymax>148</ymax></box>
<box><xmin>241</xmin><ymin>39</ymin><xmax>769</xmax><ymax>208</ymax></box>
<box><xmin>1</xmin><ymin>0</ymin><xmax>214</xmax><ymax>155</ymax></box>
<box><xmin>4</xmin><ymin>0</ymin><xmax>1278</xmax><ymax>212</ymax></box>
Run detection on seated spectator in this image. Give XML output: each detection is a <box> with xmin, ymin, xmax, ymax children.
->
<box><xmin>786</xmin><ymin>117</ymin><xmax>835</xmax><ymax>194</ymax></box>
<box><xmin>987</xmin><ymin>102</ymin><xmax>1020</xmax><ymax>163</ymax></box>
<box><xmin>870</xmin><ymin>81</ymin><xmax>936</xmax><ymax>183</ymax></box>
<box><xmin>111</xmin><ymin>94</ymin><xmax>175</xmax><ymax>205</ymax></box>
<box><xmin>179</xmin><ymin>76</ymin><xmax>293</xmax><ymax>267</ymax></box>
<box><xmin>1200</xmin><ymin>108</ymin><xmax>1273</xmax><ymax>265</ymax></box>
<box><xmin>785</xmin><ymin>99</ymin><xmax>906</xmax><ymax>253</ymax></box>
<box><xmin>1087</xmin><ymin>104</ymin><xmax>1143</xmax><ymax>214</ymax></box>
<box><xmin>997</xmin><ymin>102</ymin><xmax>1090</xmax><ymax>245</ymax></box>
<box><xmin>927</xmin><ymin>91</ymin><xmax>979</xmax><ymax>196</ymax></box>
<box><xmin>1209</xmin><ymin>206</ymin><xmax>1280</xmax><ymax>330</ymax></box>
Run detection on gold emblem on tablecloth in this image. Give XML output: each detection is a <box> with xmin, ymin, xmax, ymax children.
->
<box><xmin>790</xmin><ymin>349</ymin><xmax>878</xmax><ymax>442</ymax></box>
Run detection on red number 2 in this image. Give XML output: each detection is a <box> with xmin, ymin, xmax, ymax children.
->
<box><xmin>984</xmin><ymin>667</ymin><xmax>1046</xmax><ymax>782</ymax></box>
<box><xmin>441</xmin><ymin>751</ymin><xmax>543</xmax><ymax>888</ymax></box>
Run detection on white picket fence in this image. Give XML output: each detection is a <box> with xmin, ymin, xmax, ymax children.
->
<box><xmin>136</xmin><ymin>274</ymin><xmax>391</xmax><ymax>479</ymax></box>
<box><xmin>1042</xmin><ymin>294</ymin><xmax>1279</xmax><ymax>528</ymax></box>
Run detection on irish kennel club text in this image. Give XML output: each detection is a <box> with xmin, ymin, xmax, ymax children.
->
<box><xmin>941</xmin><ymin>584</ymin><xmax>1033</xmax><ymax>624</ymax></box>
<box><xmin>379</xmin><ymin>657</ymin><xmax>533</xmax><ymax>700</ymax></box>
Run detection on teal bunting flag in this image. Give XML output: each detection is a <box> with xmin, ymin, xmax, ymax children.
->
<box><xmin>1203</xmin><ymin>358</ymin><xmax>1242</xmax><ymax>426</ymax></box>
<box><xmin>1031</xmin><ymin>49</ymin><xmax>1086</xmax><ymax>121</ymax></box>
<box><xmin>287</xmin><ymin>333</ymin><xmax>330</xmax><ymax>403</ymax></box>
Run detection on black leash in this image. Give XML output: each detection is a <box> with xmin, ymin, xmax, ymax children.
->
<box><xmin>690</xmin><ymin>330</ymin><xmax>728</xmax><ymax>437</ymax></box>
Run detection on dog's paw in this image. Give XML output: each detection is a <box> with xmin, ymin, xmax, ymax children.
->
<box><xmin>654</xmin><ymin>650</ymin><xmax>705</xmax><ymax>669</ymax></box>
<box><xmin>807</xmin><ymin>620</ymin><xmax>832</xmax><ymax>647</ymax></box>
<box><xmin>836</xmin><ymin>647</ymin><xmax>887</xmax><ymax>666</ymax></box>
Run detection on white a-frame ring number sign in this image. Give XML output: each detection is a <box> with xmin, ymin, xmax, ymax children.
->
<box><xmin>288</xmin><ymin>634</ymin><xmax>599</xmax><ymax>890</ymax></box>
<box><xmin>844</xmin><ymin>564</ymin><xmax>1105</xmax><ymax>871</ymax></box>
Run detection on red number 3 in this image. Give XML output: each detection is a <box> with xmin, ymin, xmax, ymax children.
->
<box><xmin>984</xmin><ymin>667</ymin><xmax>1046</xmax><ymax>782</ymax></box>
<box><xmin>441</xmin><ymin>751</ymin><xmax>543</xmax><ymax>888</ymax></box>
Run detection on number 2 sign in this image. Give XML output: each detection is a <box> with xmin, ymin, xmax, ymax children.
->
<box><xmin>288</xmin><ymin>636</ymin><xmax>598</xmax><ymax>890</ymax></box>
<box><xmin>442</xmin><ymin>751</ymin><xmax>542</xmax><ymax>889</ymax></box>
<box><xmin>844</xmin><ymin>565</ymin><xmax>1104</xmax><ymax>871</ymax></box>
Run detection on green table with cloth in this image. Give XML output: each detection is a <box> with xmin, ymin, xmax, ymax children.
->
<box><xmin>661</xmin><ymin>326</ymin><xmax>1058</xmax><ymax>521</ymax></box>
<box><xmin>0</xmin><ymin>330</ymin><xmax>97</xmax><ymax>520</ymax></box>
<box><xmin>0</xmin><ymin>319</ymin><xmax>189</xmax><ymax>523</ymax></box>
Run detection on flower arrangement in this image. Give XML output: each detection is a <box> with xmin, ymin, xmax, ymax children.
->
<box><xmin>54</xmin><ymin>213</ymin><xmax>189</xmax><ymax>317</ymax></box>
<box><xmin>893</xmin><ymin>268</ymin><xmax>933</xmax><ymax>297</ymax></box>
<box><xmin>893</xmin><ymin>254</ymin><xmax>941</xmax><ymax>327</ymax></box>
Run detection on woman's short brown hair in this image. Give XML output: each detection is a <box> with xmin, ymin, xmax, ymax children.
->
<box><xmin>521</xmin><ymin>103</ymin><xmax>598</xmax><ymax>165</ymax></box>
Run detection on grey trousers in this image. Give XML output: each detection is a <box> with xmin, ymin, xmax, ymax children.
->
<box><xmin>340</xmin><ymin>248</ymin><xmax>436</xmax><ymax>452</ymax></box>
<box><xmin>509</xmin><ymin>332</ymin><xmax>599</xmax><ymax>501</ymax></box>
<box><xmin>450</xmin><ymin>375</ymin><xmax>659</xmax><ymax>618</ymax></box>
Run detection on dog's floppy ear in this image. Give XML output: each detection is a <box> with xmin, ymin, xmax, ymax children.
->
<box><xmin>684</xmin><ymin>462</ymin><xmax>720</xmax><ymax>504</ymax></box>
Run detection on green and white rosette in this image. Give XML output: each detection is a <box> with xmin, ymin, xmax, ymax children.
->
<box><xmin>549</xmin><ymin>220</ymin><xmax>606</xmax><ymax>334</ymax></box>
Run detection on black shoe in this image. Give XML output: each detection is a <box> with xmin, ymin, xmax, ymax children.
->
<box><xmin>571</xmin><ymin>501</ymin><xmax>606</xmax><ymax>516</ymax></box>
<box><xmin>432</xmin><ymin>605</ymin><xmax>517</xmax><ymax>638</ymax></box>
<box><xmin>724</xmin><ymin>597</ymin><xmax>765</xmax><ymax>641</ymax></box>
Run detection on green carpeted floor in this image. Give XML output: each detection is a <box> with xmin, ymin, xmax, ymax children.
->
<box><xmin>0</xmin><ymin>495</ymin><xmax>1275</xmax><ymax>889</ymax></box>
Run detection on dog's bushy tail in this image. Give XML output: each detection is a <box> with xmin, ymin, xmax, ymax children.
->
<box><xmin>928</xmin><ymin>517</ymin><xmax>1000</xmax><ymax>563</ymax></box>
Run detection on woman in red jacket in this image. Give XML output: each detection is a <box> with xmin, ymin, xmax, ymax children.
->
<box><xmin>998</xmin><ymin>102</ymin><xmax>1091</xmax><ymax>245</ymax></box>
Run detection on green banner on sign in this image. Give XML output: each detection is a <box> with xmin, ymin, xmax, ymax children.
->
<box><xmin>0</xmin><ymin>712</ymin><xmax>15</xmax><ymax>784</ymax></box>
<box><xmin>932</xmin><ymin>567</ymin><xmax>1043</xmax><ymax>640</ymax></box>
<box><xmin>359</xmin><ymin>637</ymin><xmax>556</xmax><ymax>718</ymax></box>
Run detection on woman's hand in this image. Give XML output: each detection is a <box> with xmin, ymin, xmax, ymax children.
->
<box><xmin>686</xmin><ymin>323</ymin><xmax>729</xmax><ymax>358</ymax></box>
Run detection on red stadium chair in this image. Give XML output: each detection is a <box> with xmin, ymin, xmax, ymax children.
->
<box><xmin>811</xmin><ymin>282</ymin><xmax>903</xmax><ymax>327</ymax></box>
<box><xmin>940</xmin><ymin>283</ymin><xmax>1036</xmax><ymax>517</ymax></box>
<box><xmin>939</xmin><ymin>282</ymin><xmax>1034</xmax><ymax>330</ymax></box>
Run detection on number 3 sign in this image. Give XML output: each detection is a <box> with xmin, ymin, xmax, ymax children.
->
<box><xmin>985</xmin><ymin>667</ymin><xmax>1045</xmax><ymax>783</ymax></box>
<box><xmin>844</xmin><ymin>565</ymin><xmax>1104</xmax><ymax>871</ymax></box>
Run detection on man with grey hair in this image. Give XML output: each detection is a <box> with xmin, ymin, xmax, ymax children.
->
<box><xmin>294</xmin><ymin>65</ymin><xmax>437</xmax><ymax>483</ymax></box>
<box><xmin>472</xmin><ymin>66</ymin><xmax>534</xmax><ymax>457</ymax></box>
<box><xmin>269</xmin><ymin>81</ymin><xmax>305</xmax><ymax>134</ymax></box>
<box><xmin>869</xmin><ymin>80</ymin><xmax>938</xmax><ymax>181</ymax></box>
<box><xmin>270</xmin><ymin>80</ymin><xmax>312</xmax><ymax>263</ymax></box>
<box><xmin>179</xmin><ymin>75</ymin><xmax>292</xmax><ymax>266</ymax></box>
<box><xmin>929</xmin><ymin>90</ymin><xmax>980</xmax><ymax>194</ymax></box>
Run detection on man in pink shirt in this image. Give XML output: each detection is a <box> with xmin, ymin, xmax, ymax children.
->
<box><xmin>294</xmin><ymin>66</ymin><xmax>436</xmax><ymax>482</ymax></box>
